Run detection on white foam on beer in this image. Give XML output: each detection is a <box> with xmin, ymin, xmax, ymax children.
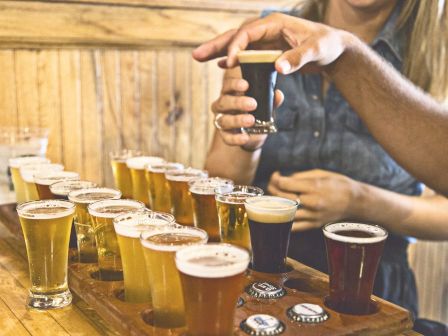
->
<box><xmin>67</xmin><ymin>187</ymin><xmax>121</xmax><ymax>203</ymax></box>
<box><xmin>165</xmin><ymin>168</ymin><xmax>208</xmax><ymax>182</ymax></box>
<box><xmin>114</xmin><ymin>211</ymin><xmax>175</xmax><ymax>238</ymax></box>
<box><xmin>244</xmin><ymin>196</ymin><xmax>298</xmax><ymax>223</ymax></box>
<box><xmin>189</xmin><ymin>177</ymin><xmax>233</xmax><ymax>195</ymax></box>
<box><xmin>215</xmin><ymin>185</ymin><xmax>264</xmax><ymax>204</ymax></box>
<box><xmin>175</xmin><ymin>243</ymin><xmax>250</xmax><ymax>278</ymax></box>
<box><xmin>34</xmin><ymin>171</ymin><xmax>80</xmax><ymax>185</ymax></box>
<box><xmin>9</xmin><ymin>156</ymin><xmax>50</xmax><ymax>168</ymax></box>
<box><xmin>51</xmin><ymin>180</ymin><xmax>98</xmax><ymax>197</ymax></box>
<box><xmin>237</xmin><ymin>50</ymin><xmax>282</xmax><ymax>63</ymax></box>
<box><xmin>323</xmin><ymin>222</ymin><xmax>388</xmax><ymax>244</ymax></box>
<box><xmin>140</xmin><ymin>226</ymin><xmax>208</xmax><ymax>252</ymax></box>
<box><xmin>17</xmin><ymin>200</ymin><xmax>75</xmax><ymax>219</ymax></box>
<box><xmin>20</xmin><ymin>163</ymin><xmax>64</xmax><ymax>183</ymax></box>
<box><xmin>146</xmin><ymin>162</ymin><xmax>184</xmax><ymax>173</ymax></box>
<box><xmin>88</xmin><ymin>199</ymin><xmax>145</xmax><ymax>218</ymax></box>
<box><xmin>126</xmin><ymin>156</ymin><xmax>165</xmax><ymax>170</ymax></box>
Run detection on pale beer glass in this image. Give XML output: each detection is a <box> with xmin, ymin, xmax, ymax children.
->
<box><xmin>110</xmin><ymin>149</ymin><xmax>142</xmax><ymax>199</ymax></box>
<box><xmin>17</xmin><ymin>199</ymin><xmax>75</xmax><ymax>309</ymax></box>
<box><xmin>34</xmin><ymin>171</ymin><xmax>80</xmax><ymax>200</ymax></box>
<box><xmin>20</xmin><ymin>163</ymin><xmax>64</xmax><ymax>202</ymax></box>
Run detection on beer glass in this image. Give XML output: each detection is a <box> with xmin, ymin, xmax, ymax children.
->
<box><xmin>126</xmin><ymin>156</ymin><xmax>165</xmax><ymax>206</ymax></box>
<box><xmin>88</xmin><ymin>199</ymin><xmax>145</xmax><ymax>280</ymax></box>
<box><xmin>34</xmin><ymin>171</ymin><xmax>80</xmax><ymax>200</ymax></box>
<box><xmin>323</xmin><ymin>222</ymin><xmax>388</xmax><ymax>315</ymax></box>
<box><xmin>20</xmin><ymin>163</ymin><xmax>64</xmax><ymax>202</ymax></box>
<box><xmin>140</xmin><ymin>225</ymin><xmax>208</xmax><ymax>328</ymax></box>
<box><xmin>50</xmin><ymin>180</ymin><xmax>98</xmax><ymax>200</ymax></box>
<box><xmin>165</xmin><ymin>168</ymin><xmax>208</xmax><ymax>226</ymax></box>
<box><xmin>189</xmin><ymin>177</ymin><xmax>233</xmax><ymax>242</ymax></box>
<box><xmin>68</xmin><ymin>186</ymin><xmax>119</xmax><ymax>263</ymax></box>
<box><xmin>146</xmin><ymin>162</ymin><xmax>184</xmax><ymax>212</ymax></box>
<box><xmin>215</xmin><ymin>185</ymin><xmax>264</xmax><ymax>250</ymax></box>
<box><xmin>114</xmin><ymin>210</ymin><xmax>175</xmax><ymax>303</ymax></box>
<box><xmin>237</xmin><ymin>50</ymin><xmax>282</xmax><ymax>134</ymax></box>
<box><xmin>245</xmin><ymin>196</ymin><xmax>298</xmax><ymax>273</ymax></box>
<box><xmin>17</xmin><ymin>199</ymin><xmax>75</xmax><ymax>309</ymax></box>
<box><xmin>9</xmin><ymin>156</ymin><xmax>50</xmax><ymax>204</ymax></box>
<box><xmin>176</xmin><ymin>243</ymin><xmax>249</xmax><ymax>336</ymax></box>
<box><xmin>110</xmin><ymin>149</ymin><xmax>141</xmax><ymax>199</ymax></box>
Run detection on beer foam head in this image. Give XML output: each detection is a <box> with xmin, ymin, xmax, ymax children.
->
<box><xmin>126</xmin><ymin>156</ymin><xmax>165</xmax><ymax>170</ymax></box>
<box><xmin>323</xmin><ymin>222</ymin><xmax>388</xmax><ymax>244</ymax></box>
<box><xmin>109</xmin><ymin>149</ymin><xmax>142</xmax><ymax>162</ymax></box>
<box><xmin>175</xmin><ymin>243</ymin><xmax>250</xmax><ymax>278</ymax></box>
<box><xmin>237</xmin><ymin>50</ymin><xmax>282</xmax><ymax>63</ymax></box>
<box><xmin>165</xmin><ymin>168</ymin><xmax>208</xmax><ymax>182</ymax></box>
<box><xmin>114</xmin><ymin>210</ymin><xmax>175</xmax><ymax>238</ymax></box>
<box><xmin>146</xmin><ymin>162</ymin><xmax>184</xmax><ymax>173</ymax></box>
<box><xmin>34</xmin><ymin>171</ymin><xmax>80</xmax><ymax>186</ymax></box>
<box><xmin>20</xmin><ymin>163</ymin><xmax>64</xmax><ymax>183</ymax></box>
<box><xmin>189</xmin><ymin>177</ymin><xmax>233</xmax><ymax>195</ymax></box>
<box><xmin>9</xmin><ymin>156</ymin><xmax>50</xmax><ymax>168</ymax></box>
<box><xmin>67</xmin><ymin>187</ymin><xmax>121</xmax><ymax>203</ymax></box>
<box><xmin>88</xmin><ymin>199</ymin><xmax>145</xmax><ymax>218</ymax></box>
<box><xmin>51</xmin><ymin>180</ymin><xmax>98</xmax><ymax>197</ymax></box>
<box><xmin>244</xmin><ymin>196</ymin><xmax>298</xmax><ymax>223</ymax></box>
<box><xmin>17</xmin><ymin>199</ymin><xmax>75</xmax><ymax>219</ymax></box>
<box><xmin>215</xmin><ymin>185</ymin><xmax>264</xmax><ymax>204</ymax></box>
<box><xmin>140</xmin><ymin>225</ymin><xmax>208</xmax><ymax>252</ymax></box>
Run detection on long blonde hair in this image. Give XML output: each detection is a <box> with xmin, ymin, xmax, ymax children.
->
<box><xmin>295</xmin><ymin>0</ymin><xmax>448</xmax><ymax>101</ymax></box>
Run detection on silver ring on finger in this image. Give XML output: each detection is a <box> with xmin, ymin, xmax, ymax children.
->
<box><xmin>214</xmin><ymin>113</ymin><xmax>224</xmax><ymax>130</ymax></box>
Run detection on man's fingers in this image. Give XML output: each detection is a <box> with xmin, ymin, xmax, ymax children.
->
<box><xmin>267</xmin><ymin>183</ymin><xmax>298</xmax><ymax>201</ymax></box>
<box><xmin>221</xmin><ymin>78</ymin><xmax>249</xmax><ymax>94</ymax></box>
<box><xmin>216</xmin><ymin>114</ymin><xmax>255</xmax><ymax>130</ymax></box>
<box><xmin>274</xmin><ymin>89</ymin><xmax>284</xmax><ymax>108</ymax></box>
<box><xmin>192</xmin><ymin>29</ymin><xmax>237</xmax><ymax>62</ymax></box>
<box><xmin>212</xmin><ymin>95</ymin><xmax>257</xmax><ymax>113</ymax></box>
<box><xmin>292</xmin><ymin>220</ymin><xmax>319</xmax><ymax>232</ymax></box>
<box><xmin>271</xmin><ymin>173</ymin><xmax>316</xmax><ymax>194</ymax></box>
<box><xmin>219</xmin><ymin>131</ymin><xmax>250</xmax><ymax>146</ymax></box>
<box><xmin>275</xmin><ymin>38</ymin><xmax>318</xmax><ymax>75</ymax></box>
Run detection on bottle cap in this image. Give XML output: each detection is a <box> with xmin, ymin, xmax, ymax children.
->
<box><xmin>240</xmin><ymin>314</ymin><xmax>285</xmax><ymax>335</ymax></box>
<box><xmin>287</xmin><ymin>303</ymin><xmax>329</xmax><ymax>323</ymax></box>
<box><xmin>237</xmin><ymin>297</ymin><xmax>245</xmax><ymax>307</ymax></box>
<box><xmin>245</xmin><ymin>281</ymin><xmax>286</xmax><ymax>299</ymax></box>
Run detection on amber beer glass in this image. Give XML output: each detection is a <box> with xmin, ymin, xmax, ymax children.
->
<box><xmin>20</xmin><ymin>163</ymin><xmax>64</xmax><ymax>202</ymax></box>
<box><xmin>237</xmin><ymin>50</ymin><xmax>282</xmax><ymax>134</ymax></box>
<box><xmin>245</xmin><ymin>196</ymin><xmax>298</xmax><ymax>273</ymax></box>
<box><xmin>110</xmin><ymin>149</ymin><xmax>141</xmax><ymax>199</ymax></box>
<box><xmin>215</xmin><ymin>185</ymin><xmax>264</xmax><ymax>250</ymax></box>
<box><xmin>140</xmin><ymin>225</ymin><xmax>208</xmax><ymax>328</ymax></box>
<box><xmin>146</xmin><ymin>162</ymin><xmax>184</xmax><ymax>212</ymax></box>
<box><xmin>9</xmin><ymin>156</ymin><xmax>50</xmax><ymax>204</ymax></box>
<box><xmin>88</xmin><ymin>199</ymin><xmax>145</xmax><ymax>280</ymax></box>
<box><xmin>34</xmin><ymin>171</ymin><xmax>80</xmax><ymax>200</ymax></box>
<box><xmin>323</xmin><ymin>222</ymin><xmax>388</xmax><ymax>315</ymax></box>
<box><xmin>188</xmin><ymin>177</ymin><xmax>233</xmax><ymax>242</ymax></box>
<box><xmin>17</xmin><ymin>200</ymin><xmax>75</xmax><ymax>309</ymax></box>
<box><xmin>114</xmin><ymin>210</ymin><xmax>175</xmax><ymax>303</ymax></box>
<box><xmin>176</xmin><ymin>244</ymin><xmax>249</xmax><ymax>336</ymax></box>
<box><xmin>165</xmin><ymin>168</ymin><xmax>208</xmax><ymax>226</ymax></box>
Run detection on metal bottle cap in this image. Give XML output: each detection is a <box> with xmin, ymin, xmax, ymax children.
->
<box><xmin>240</xmin><ymin>314</ymin><xmax>285</xmax><ymax>335</ymax></box>
<box><xmin>237</xmin><ymin>297</ymin><xmax>245</xmax><ymax>307</ymax></box>
<box><xmin>287</xmin><ymin>303</ymin><xmax>329</xmax><ymax>323</ymax></box>
<box><xmin>245</xmin><ymin>281</ymin><xmax>286</xmax><ymax>299</ymax></box>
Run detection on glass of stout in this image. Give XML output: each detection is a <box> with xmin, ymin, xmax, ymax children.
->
<box><xmin>323</xmin><ymin>222</ymin><xmax>388</xmax><ymax>315</ymax></box>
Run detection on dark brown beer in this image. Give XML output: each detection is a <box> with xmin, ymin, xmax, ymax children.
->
<box><xmin>323</xmin><ymin>222</ymin><xmax>388</xmax><ymax>315</ymax></box>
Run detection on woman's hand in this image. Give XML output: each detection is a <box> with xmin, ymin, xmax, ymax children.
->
<box><xmin>267</xmin><ymin>169</ymin><xmax>361</xmax><ymax>231</ymax></box>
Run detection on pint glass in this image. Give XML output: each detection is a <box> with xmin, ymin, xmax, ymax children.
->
<box><xmin>189</xmin><ymin>177</ymin><xmax>233</xmax><ymax>242</ymax></box>
<box><xmin>17</xmin><ymin>199</ymin><xmax>75</xmax><ymax>309</ymax></box>
<box><xmin>140</xmin><ymin>225</ymin><xmax>208</xmax><ymax>328</ymax></box>
<box><xmin>245</xmin><ymin>196</ymin><xmax>298</xmax><ymax>273</ymax></box>
<box><xmin>176</xmin><ymin>244</ymin><xmax>249</xmax><ymax>336</ymax></box>
<box><xmin>114</xmin><ymin>210</ymin><xmax>175</xmax><ymax>303</ymax></box>
<box><xmin>237</xmin><ymin>50</ymin><xmax>282</xmax><ymax>134</ymax></box>
<box><xmin>323</xmin><ymin>222</ymin><xmax>388</xmax><ymax>315</ymax></box>
<box><xmin>34</xmin><ymin>171</ymin><xmax>80</xmax><ymax>200</ymax></box>
<box><xmin>146</xmin><ymin>162</ymin><xmax>184</xmax><ymax>212</ymax></box>
<box><xmin>88</xmin><ymin>199</ymin><xmax>145</xmax><ymax>280</ymax></box>
<box><xmin>126</xmin><ymin>156</ymin><xmax>165</xmax><ymax>206</ymax></box>
<box><xmin>110</xmin><ymin>149</ymin><xmax>141</xmax><ymax>199</ymax></box>
<box><xmin>165</xmin><ymin>168</ymin><xmax>208</xmax><ymax>226</ymax></box>
<box><xmin>215</xmin><ymin>185</ymin><xmax>264</xmax><ymax>250</ymax></box>
<box><xmin>20</xmin><ymin>163</ymin><xmax>64</xmax><ymax>202</ymax></box>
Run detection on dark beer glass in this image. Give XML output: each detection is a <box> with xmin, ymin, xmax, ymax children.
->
<box><xmin>244</xmin><ymin>196</ymin><xmax>298</xmax><ymax>273</ymax></box>
<box><xmin>323</xmin><ymin>222</ymin><xmax>388</xmax><ymax>315</ymax></box>
<box><xmin>237</xmin><ymin>50</ymin><xmax>282</xmax><ymax>134</ymax></box>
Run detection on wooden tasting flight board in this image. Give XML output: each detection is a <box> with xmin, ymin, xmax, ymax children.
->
<box><xmin>0</xmin><ymin>204</ymin><xmax>413</xmax><ymax>336</ymax></box>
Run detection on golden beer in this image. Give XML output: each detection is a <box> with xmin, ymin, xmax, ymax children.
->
<box><xmin>215</xmin><ymin>185</ymin><xmax>264</xmax><ymax>250</ymax></box>
<box><xmin>146</xmin><ymin>162</ymin><xmax>184</xmax><ymax>212</ymax></box>
<box><xmin>110</xmin><ymin>149</ymin><xmax>142</xmax><ymax>198</ymax></box>
<box><xmin>140</xmin><ymin>225</ymin><xmax>208</xmax><ymax>328</ymax></box>
<box><xmin>176</xmin><ymin>244</ymin><xmax>250</xmax><ymax>336</ymax></box>
<box><xmin>51</xmin><ymin>180</ymin><xmax>98</xmax><ymax>201</ymax></box>
<box><xmin>165</xmin><ymin>168</ymin><xmax>208</xmax><ymax>226</ymax></box>
<box><xmin>189</xmin><ymin>177</ymin><xmax>233</xmax><ymax>242</ymax></box>
<box><xmin>88</xmin><ymin>199</ymin><xmax>145</xmax><ymax>280</ymax></box>
<box><xmin>67</xmin><ymin>186</ymin><xmax>118</xmax><ymax>263</ymax></box>
<box><xmin>17</xmin><ymin>199</ymin><xmax>75</xmax><ymax>309</ymax></box>
<box><xmin>9</xmin><ymin>156</ymin><xmax>50</xmax><ymax>204</ymax></box>
<box><xmin>114</xmin><ymin>210</ymin><xmax>175</xmax><ymax>303</ymax></box>
<box><xmin>126</xmin><ymin>156</ymin><xmax>165</xmax><ymax>207</ymax></box>
<box><xmin>21</xmin><ymin>163</ymin><xmax>63</xmax><ymax>202</ymax></box>
<box><xmin>34</xmin><ymin>171</ymin><xmax>80</xmax><ymax>200</ymax></box>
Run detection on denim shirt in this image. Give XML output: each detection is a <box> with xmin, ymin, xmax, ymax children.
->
<box><xmin>255</xmin><ymin>4</ymin><xmax>423</xmax><ymax>199</ymax></box>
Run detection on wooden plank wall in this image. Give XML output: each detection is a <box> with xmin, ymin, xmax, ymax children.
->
<box><xmin>0</xmin><ymin>0</ymin><xmax>446</xmax><ymax>325</ymax></box>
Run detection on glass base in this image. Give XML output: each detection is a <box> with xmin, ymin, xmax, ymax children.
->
<box><xmin>243</xmin><ymin>120</ymin><xmax>277</xmax><ymax>134</ymax></box>
<box><xmin>27</xmin><ymin>289</ymin><xmax>72</xmax><ymax>310</ymax></box>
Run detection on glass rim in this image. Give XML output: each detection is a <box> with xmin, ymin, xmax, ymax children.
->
<box><xmin>145</xmin><ymin>162</ymin><xmax>184</xmax><ymax>173</ymax></box>
<box><xmin>125</xmin><ymin>156</ymin><xmax>165</xmax><ymax>170</ymax></box>
<box><xmin>20</xmin><ymin>163</ymin><xmax>64</xmax><ymax>182</ymax></box>
<box><xmin>109</xmin><ymin>149</ymin><xmax>143</xmax><ymax>161</ymax></box>
<box><xmin>322</xmin><ymin>222</ymin><xmax>388</xmax><ymax>244</ymax></box>
<box><xmin>165</xmin><ymin>167</ymin><xmax>208</xmax><ymax>182</ymax></box>
<box><xmin>113</xmin><ymin>209</ymin><xmax>176</xmax><ymax>238</ymax></box>
<box><xmin>188</xmin><ymin>177</ymin><xmax>233</xmax><ymax>194</ymax></box>
<box><xmin>140</xmin><ymin>225</ymin><xmax>208</xmax><ymax>252</ymax></box>
<box><xmin>51</xmin><ymin>180</ymin><xmax>99</xmax><ymax>197</ymax></box>
<box><xmin>244</xmin><ymin>195</ymin><xmax>299</xmax><ymax>211</ymax></box>
<box><xmin>67</xmin><ymin>187</ymin><xmax>121</xmax><ymax>203</ymax></box>
<box><xmin>87</xmin><ymin>199</ymin><xmax>145</xmax><ymax>218</ymax></box>
<box><xmin>34</xmin><ymin>171</ymin><xmax>80</xmax><ymax>185</ymax></box>
<box><xmin>215</xmin><ymin>185</ymin><xmax>264</xmax><ymax>203</ymax></box>
<box><xmin>16</xmin><ymin>199</ymin><xmax>75</xmax><ymax>219</ymax></box>
<box><xmin>8</xmin><ymin>156</ymin><xmax>50</xmax><ymax>168</ymax></box>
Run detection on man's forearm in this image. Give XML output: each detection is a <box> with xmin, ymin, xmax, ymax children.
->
<box><xmin>327</xmin><ymin>33</ymin><xmax>448</xmax><ymax>196</ymax></box>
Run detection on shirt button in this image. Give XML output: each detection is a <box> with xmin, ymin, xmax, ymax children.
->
<box><xmin>313</xmin><ymin>131</ymin><xmax>320</xmax><ymax>138</ymax></box>
<box><xmin>311</xmin><ymin>94</ymin><xmax>319</xmax><ymax>100</ymax></box>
